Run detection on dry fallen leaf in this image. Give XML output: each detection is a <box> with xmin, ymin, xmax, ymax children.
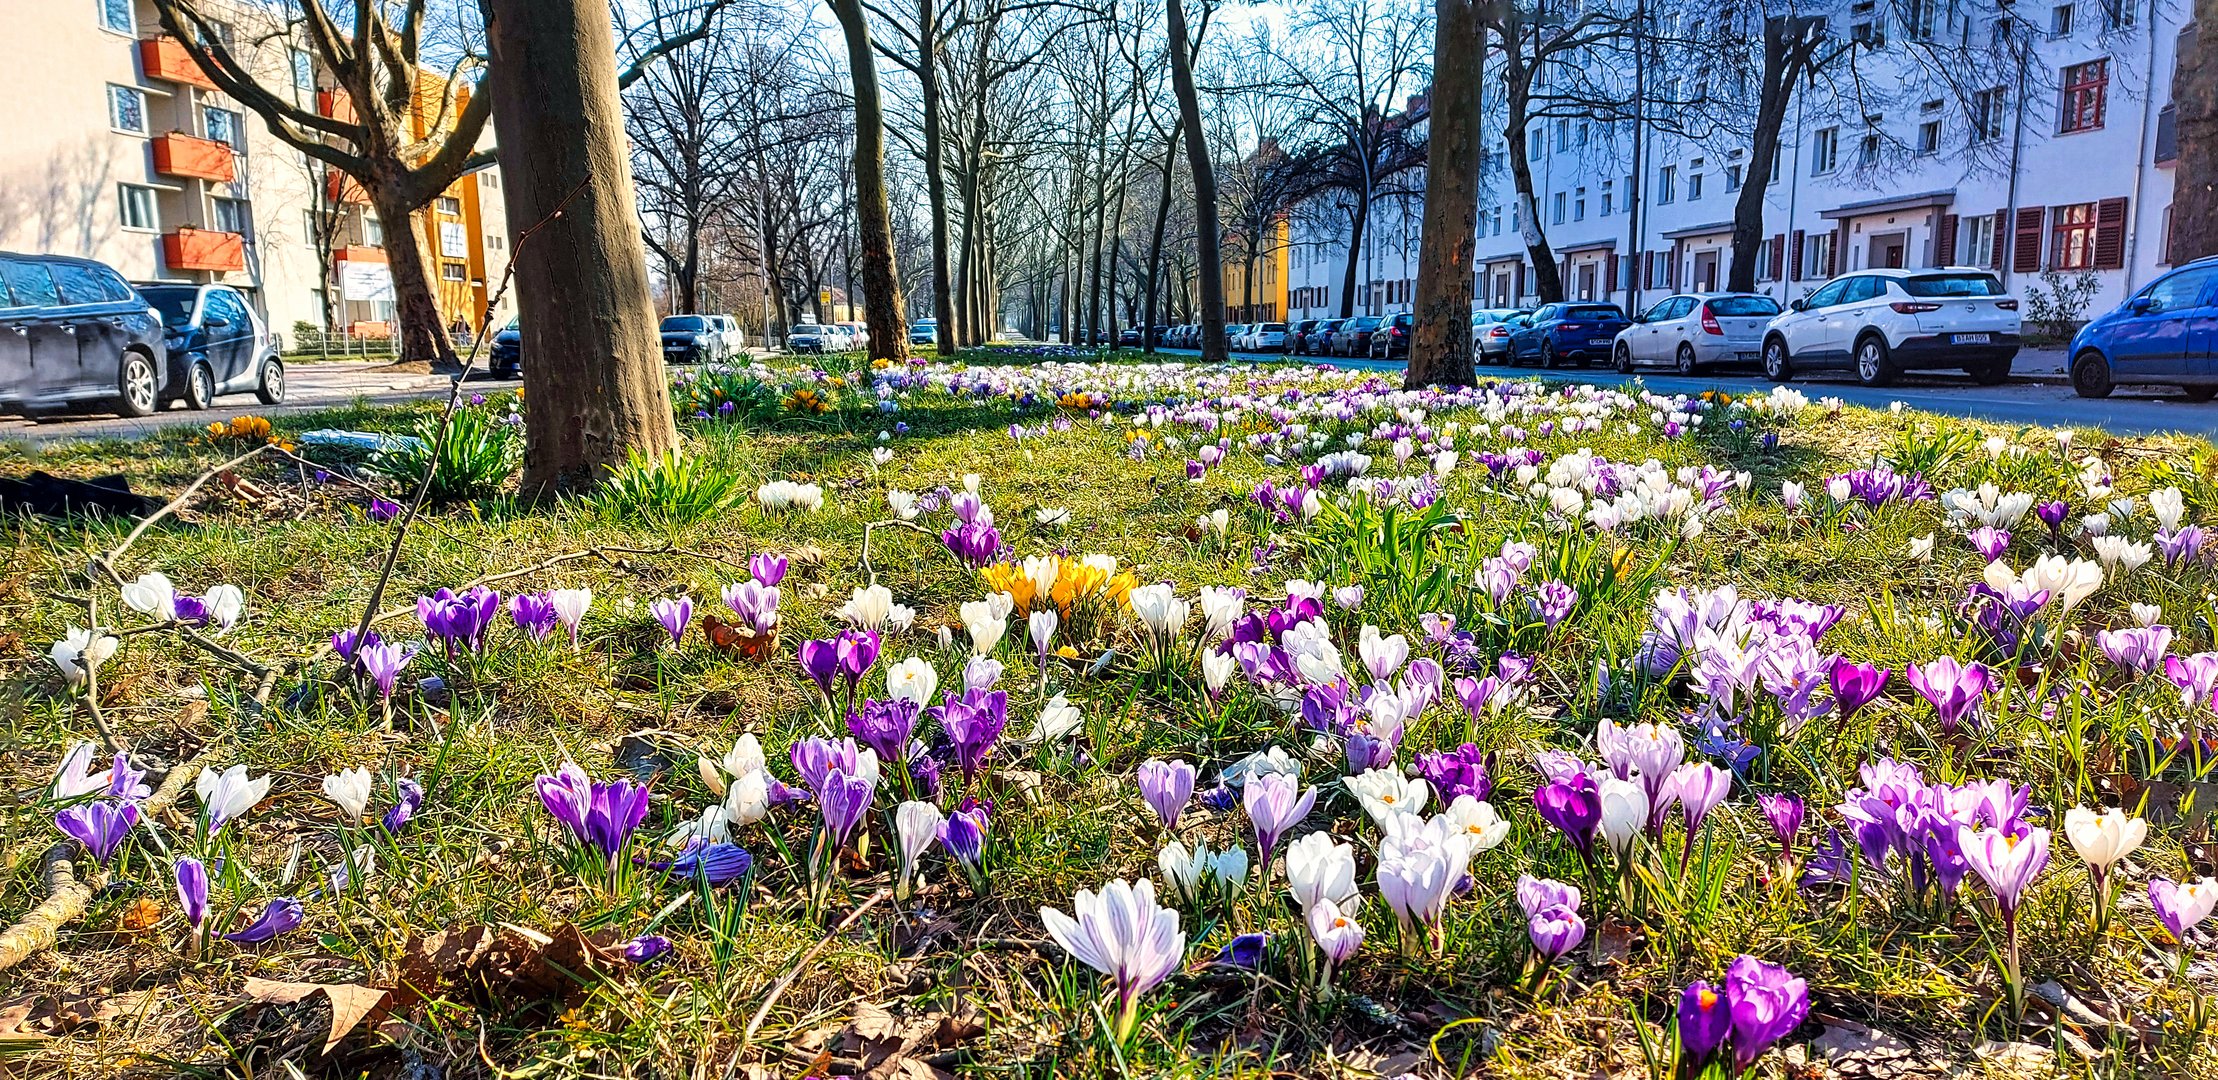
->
<box><xmin>0</xmin><ymin>1001</ymin><xmax>51</xmax><ymax>1060</ymax></box>
<box><xmin>240</xmin><ymin>977</ymin><xmax>391</xmax><ymax>1056</ymax></box>
<box><xmin>114</xmin><ymin>897</ymin><xmax>164</xmax><ymax>933</ymax></box>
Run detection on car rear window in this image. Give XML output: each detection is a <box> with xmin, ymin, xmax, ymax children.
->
<box><xmin>793</xmin><ymin>324</ymin><xmax>826</xmax><ymax>334</ymax></box>
<box><xmin>1706</xmin><ymin>296</ymin><xmax>1781</xmax><ymax>316</ymax></box>
<box><xmin>662</xmin><ymin>316</ymin><xmax>707</xmax><ymax>331</ymax></box>
<box><xmin>1900</xmin><ymin>273</ymin><xmax>2004</xmax><ymax>297</ymax></box>
<box><xmin>141</xmin><ymin>287</ymin><xmax>198</xmax><ymax>328</ymax></box>
<box><xmin>1261</xmin><ymin>323</ymin><xmax>1286</xmax><ymax>332</ymax></box>
<box><xmin>1565</xmin><ymin>305</ymin><xmax>1623</xmax><ymax>319</ymax></box>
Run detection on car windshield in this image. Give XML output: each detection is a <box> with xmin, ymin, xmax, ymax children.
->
<box><xmin>793</xmin><ymin>324</ymin><xmax>826</xmax><ymax>334</ymax></box>
<box><xmin>662</xmin><ymin>316</ymin><xmax>707</xmax><ymax>332</ymax></box>
<box><xmin>1900</xmin><ymin>273</ymin><xmax>2005</xmax><ymax>297</ymax></box>
<box><xmin>1706</xmin><ymin>296</ymin><xmax>1781</xmax><ymax>316</ymax></box>
<box><xmin>1261</xmin><ymin>323</ymin><xmax>1286</xmax><ymax>332</ymax></box>
<box><xmin>140</xmin><ymin>287</ymin><xmax>198</xmax><ymax>329</ymax></box>
<box><xmin>1565</xmin><ymin>305</ymin><xmax>1624</xmax><ymax>319</ymax></box>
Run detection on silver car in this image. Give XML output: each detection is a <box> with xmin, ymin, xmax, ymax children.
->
<box><xmin>1613</xmin><ymin>292</ymin><xmax>1781</xmax><ymax>374</ymax></box>
<box><xmin>1471</xmin><ymin>308</ymin><xmax>1527</xmax><ymax>364</ymax></box>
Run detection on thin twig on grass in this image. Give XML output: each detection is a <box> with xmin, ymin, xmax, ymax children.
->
<box><xmin>733</xmin><ymin>887</ymin><xmax>890</xmax><ymax>1065</ymax></box>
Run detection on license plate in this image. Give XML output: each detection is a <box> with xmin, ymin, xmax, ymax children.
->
<box><xmin>1736</xmin><ymin>351</ymin><xmax>1758</xmax><ymax>361</ymax></box>
<box><xmin>1588</xmin><ymin>338</ymin><xmax>1610</xmax><ymax>345</ymax></box>
<box><xmin>1952</xmin><ymin>333</ymin><xmax>1991</xmax><ymax>345</ymax></box>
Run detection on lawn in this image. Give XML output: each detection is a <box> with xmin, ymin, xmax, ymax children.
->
<box><xmin>0</xmin><ymin>348</ymin><xmax>2214</xmax><ymax>1078</ymax></box>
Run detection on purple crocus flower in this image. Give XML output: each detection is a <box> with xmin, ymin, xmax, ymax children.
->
<box><xmin>749</xmin><ymin>553</ymin><xmax>788</xmax><ymax>587</ymax></box>
<box><xmin>2098</xmin><ymin>625</ymin><xmax>2174</xmax><ymax>676</ymax></box>
<box><xmin>511</xmin><ymin>592</ymin><xmax>559</xmax><ymax>644</ymax></box>
<box><xmin>790</xmin><ymin>737</ymin><xmax>873</xmax><ymax>794</ymax></box>
<box><xmin>2149</xmin><ymin>878</ymin><xmax>2218</xmax><ymax>944</ymax></box>
<box><xmin>847</xmin><ymin>698</ymin><xmax>919</xmax><ymax>768</ymax></box>
<box><xmin>623</xmin><ymin>935</ymin><xmax>673</xmax><ymax>962</ymax></box>
<box><xmin>175</xmin><ymin>856</ymin><xmax>208</xmax><ymax>930</ymax></box>
<box><xmin>1828</xmin><ymin>659</ymin><xmax>1889</xmax><ymax>718</ymax></box>
<box><xmin>662</xmin><ymin>840</ymin><xmax>753</xmax><ymax>886</ymax></box>
<box><xmin>367</xmin><ymin>498</ymin><xmax>402</xmax><ymax>523</ymax></box>
<box><xmin>1527</xmin><ymin>903</ymin><xmax>1585</xmax><ymax>961</ymax></box>
<box><xmin>835</xmin><ymin>629</ymin><xmax>882</xmax><ymax>694</ymax></box>
<box><xmin>2167</xmin><ymin>653</ymin><xmax>2218</xmax><ymax>711</ymax></box>
<box><xmin>1528</xmin><ymin>581</ymin><xmax>1578</xmax><ymax>629</ymax></box>
<box><xmin>55</xmin><ymin>800</ymin><xmax>137</xmax><ymax>866</ymax></box>
<box><xmin>940</xmin><ymin>522</ymin><xmax>1003</xmax><ymax>567</ymax></box>
<box><xmin>817</xmin><ymin>768</ymin><xmax>876</xmax><ymax>850</ymax></box>
<box><xmin>1759</xmin><ymin>793</ymin><xmax>1805</xmax><ymax>855</ymax></box>
<box><xmin>1723</xmin><ymin>955</ymin><xmax>1811</xmax><ymax>1072</ymax></box>
<box><xmin>224</xmin><ymin>897</ymin><xmax>305</xmax><ymax>943</ymax></box>
<box><xmin>104</xmin><ymin>752</ymin><xmax>149</xmax><ymax>802</ymax></box>
<box><xmin>940</xmin><ymin>799</ymin><xmax>990</xmax><ymax>867</ymax></box>
<box><xmin>537</xmin><ymin>763</ymin><xmax>652</xmax><ymax>867</ymax></box>
<box><xmin>417</xmin><ymin>586</ymin><xmax>501</xmax><ymax>657</ymax></box>
<box><xmin>1967</xmin><ymin>526</ymin><xmax>2011</xmax><ymax>563</ymax></box>
<box><xmin>2034</xmin><ymin>499</ymin><xmax>2069</xmax><ymax>533</ymax></box>
<box><xmin>650</xmin><ymin>596</ymin><xmax>693</xmax><ymax>648</ymax></box>
<box><xmin>1243</xmin><ymin>772</ymin><xmax>1317</xmax><ymax>871</ymax></box>
<box><xmin>1136</xmin><ymin>758</ymin><xmax>1196</xmax><ymax>830</ymax></box>
<box><xmin>934</xmin><ymin>689</ymin><xmax>1010</xmax><ymax>782</ymax></box>
<box><xmin>1414</xmin><ymin>744</ymin><xmax>1493</xmax><ymax>802</ymax></box>
<box><xmin>1679</xmin><ymin>980</ymin><xmax>1730</xmax><ymax>1064</ymax></box>
<box><xmin>333</xmin><ymin>627</ymin><xmax>380</xmax><ymax>666</ymax></box>
<box><xmin>798</xmin><ymin>639</ymin><xmax>843</xmax><ymax>706</ymax></box>
<box><xmin>909</xmin><ymin>755</ymin><xmax>944</xmax><ymax>801</ymax></box>
<box><xmin>1534</xmin><ymin>772</ymin><xmax>1601</xmax><ymax>861</ymax></box>
<box><xmin>2161</xmin><ymin>525</ymin><xmax>2208</xmax><ymax>566</ymax></box>
<box><xmin>1216</xmin><ymin>932</ymin><xmax>1268</xmax><ymax>969</ymax></box>
<box><xmin>1961</xmin><ymin>824</ymin><xmax>2049</xmax><ymax>921</ymax></box>
<box><xmin>381</xmin><ymin>778</ymin><xmax>426</xmax><ymax>833</ymax></box>
<box><xmin>1905</xmin><ymin>656</ymin><xmax>1990</xmax><ymax>734</ymax></box>
<box><xmin>357</xmin><ymin>641</ymin><xmax>414</xmax><ymax>702</ymax></box>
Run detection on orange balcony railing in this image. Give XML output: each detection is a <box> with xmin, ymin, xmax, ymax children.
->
<box><xmin>163</xmin><ymin>228</ymin><xmax>245</xmax><ymax>272</ymax></box>
<box><xmin>152</xmin><ymin>132</ymin><xmax>235</xmax><ymax>183</ymax></box>
<box><xmin>333</xmin><ymin>245</ymin><xmax>385</xmax><ymax>265</ymax></box>
<box><xmin>324</xmin><ymin>171</ymin><xmax>371</xmax><ymax>205</ymax></box>
<box><xmin>138</xmin><ymin>37</ymin><xmax>217</xmax><ymax>91</ymax></box>
<box><xmin>318</xmin><ymin>89</ymin><xmax>356</xmax><ymax>123</ymax></box>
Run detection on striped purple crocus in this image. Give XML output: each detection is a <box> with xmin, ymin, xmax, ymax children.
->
<box><xmin>55</xmin><ymin>800</ymin><xmax>137</xmax><ymax>867</ymax></box>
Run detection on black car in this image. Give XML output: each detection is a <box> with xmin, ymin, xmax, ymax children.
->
<box><xmin>1506</xmin><ymin>302</ymin><xmax>1633</xmax><ymax>367</ymax></box>
<box><xmin>1117</xmin><ymin>327</ymin><xmax>1142</xmax><ymax>347</ymax></box>
<box><xmin>0</xmin><ymin>253</ymin><xmax>169</xmax><ymax>416</ymax></box>
<box><xmin>1330</xmin><ymin>315</ymin><xmax>1383</xmax><ymax>357</ymax></box>
<box><xmin>137</xmin><ymin>283</ymin><xmax>284</xmax><ymax>409</ymax></box>
<box><xmin>659</xmin><ymin>314</ymin><xmax>721</xmax><ymax>364</ymax></box>
<box><xmin>1369</xmin><ymin>313</ymin><xmax>1414</xmax><ymax>359</ymax></box>
<box><xmin>488</xmin><ymin>320</ymin><xmax>521</xmax><ymax>377</ymax></box>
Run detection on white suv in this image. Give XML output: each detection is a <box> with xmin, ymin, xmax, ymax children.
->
<box><xmin>1761</xmin><ymin>267</ymin><xmax>2021</xmax><ymax>387</ymax></box>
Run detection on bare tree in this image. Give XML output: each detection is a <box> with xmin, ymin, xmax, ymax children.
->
<box><xmin>1410</xmin><ymin>0</ymin><xmax>1495</xmax><ymax>386</ymax></box>
<box><xmin>828</xmin><ymin>0</ymin><xmax>912</xmax><ymax>359</ymax></box>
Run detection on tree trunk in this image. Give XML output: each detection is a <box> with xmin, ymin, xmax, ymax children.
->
<box><xmin>370</xmin><ymin>187</ymin><xmax>458</xmax><ymax>369</ymax></box>
<box><xmin>828</xmin><ymin>0</ymin><xmax>908</xmax><ymax>359</ymax></box>
<box><xmin>2174</xmin><ymin>0</ymin><xmax>2218</xmax><ymax>262</ymax></box>
<box><xmin>1143</xmin><ymin>126</ymin><xmax>1181</xmax><ymax>355</ymax></box>
<box><xmin>1409</xmin><ymin>0</ymin><xmax>1487</xmax><ymax>388</ymax></box>
<box><xmin>1338</xmin><ymin>194</ymin><xmax>1369</xmax><ymax>317</ymax></box>
<box><xmin>918</xmin><ymin>0</ymin><xmax>955</xmax><ymax>355</ymax></box>
<box><xmin>483</xmin><ymin>0</ymin><xmax>678</xmax><ymax>493</ymax></box>
<box><xmin>1729</xmin><ymin>18</ymin><xmax>1807</xmax><ymax>293</ymax></box>
<box><xmin>1506</xmin><ymin>123</ymin><xmax>1561</xmax><ymax>303</ymax></box>
<box><xmin>1167</xmin><ymin>0</ymin><xmax>1226</xmax><ymax>361</ymax></box>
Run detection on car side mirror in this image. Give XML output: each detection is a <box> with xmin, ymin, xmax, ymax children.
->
<box><xmin>204</xmin><ymin>316</ymin><xmax>231</xmax><ymax>328</ymax></box>
<box><xmin>1789</xmin><ymin>298</ymin><xmax>1808</xmax><ymax>312</ymax></box>
<box><xmin>2127</xmin><ymin>296</ymin><xmax>2154</xmax><ymax>315</ymax></box>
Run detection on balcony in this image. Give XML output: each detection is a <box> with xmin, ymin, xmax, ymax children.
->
<box><xmin>152</xmin><ymin>132</ymin><xmax>235</xmax><ymax>183</ymax></box>
<box><xmin>333</xmin><ymin>245</ymin><xmax>386</xmax><ymax>265</ymax></box>
<box><xmin>138</xmin><ymin>37</ymin><xmax>217</xmax><ymax>91</ymax></box>
<box><xmin>325</xmin><ymin>171</ymin><xmax>371</xmax><ymax>205</ymax></box>
<box><xmin>163</xmin><ymin>228</ymin><xmax>245</xmax><ymax>272</ymax></box>
<box><xmin>318</xmin><ymin>89</ymin><xmax>356</xmax><ymax>124</ymax></box>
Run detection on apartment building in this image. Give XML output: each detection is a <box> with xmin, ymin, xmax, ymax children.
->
<box><xmin>0</xmin><ymin>0</ymin><xmax>512</xmax><ymax>345</ymax></box>
<box><xmin>1287</xmin><ymin>0</ymin><xmax>2188</xmax><ymax>322</ymax></box>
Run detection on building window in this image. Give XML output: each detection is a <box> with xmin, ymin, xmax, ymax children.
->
<box><xmin>482</xmin><ymin>171</ymin><xmax>500</xmax><ymax>189</ymax></box>
<box><xmin>1601</xmin><ymin>180</ymin><xmax>1614</xmax><ymax>216</ymax></box>
<box><xmin>292</xmin><ymin>49</ymin><xmax>314</xmax><ymax>91</ymax></box>
<box><xmin>213</xmin><ymin>196</ymin><xmax>249</xmax><ymax>235</ymax></box>
<box><xmin>1859</xmin><ymin>132</ymin><xmax>1880</xmax><ymax>167</ymax></box>
<box><xmin>439</xmin><ymin>220</ymin><xmax>466</xmax><ymax>253</ymax></box>
<box><xmin>436</xmin><ymin>196</ymin><xmax>462</xmax><ymax>215</ymax></box>
<box><xmin>1770</xmin><ymin>141</ymin><xmax>1783</xmax><ymax>183</ymax></box>
<box><xmin>1906</xmin><ymin>0</ymin><xmax>1939</xmax><ymax>37</ymax></box>
<box><xmin>1917</xmin><ymin>121</ymin><xmax>1941</xmax><ymax>153</ymax></box>
<box><xmin>1551</xmin><ymin>192</ymin><xmax>1566</xmax><ymax>225</ymax></box>
<box><xmin>1812</xmin><ymin>127</ymin><xmax>1839</xmax><ymax>174</ymax></box>
<box><xmin>1658</xmin><ymin>165</ymin><xmax>1677</xmax><ymax>204</ymax></box>
<box><xmin>2051</xmin><ymin>202</ymin><xmax>2099</xmax><ymax>269</ymax></box>
<box><xmin>362</xmin><ymin>214</ymin><xmax>383</xmax><ymax>247</ymax></box>
<box><xmin>204</xmin><ymin>107</ymin><xmax>244</xmax><ymax>151</ymax></box>
<box><xmin>1574</xmin><ymin>188</ymin><xmax>1587</xmax><ymax>221</ymax></box>
<box><xmin>1756</xmin><ymin>239</ymin><xmax>1773</xmax><ymax>281</ymax></box>
<box><xmin>2062</xmin><ymin>59</ymin><xmax>2107</xmax><ymax>132</ymax></box>
<box><xmin>1971</xmin><ymin>88</ymin><xmax>2007</xmax><ymax>143</ymax></box>
<box><xmin>1805</xmin><ymin>233</ymin><xmax>1834</xmax><ymax>278</ymax></box>
<box><xmin>1554</xmin><ymin>118</ymin><xmax>1569</xmax><ymax>151</ymax></box>
<box><xmin>1964</xmin><ymin>214</ymin><xmax>1997</xmax><ymax>267</ymax></box>
<box><xmin>118</xmin><ymin>184</ymin><xmax>157</xmax><ymax>231</ymax></box>
<box><xmin>1725</xmin><ymin>164</ymin><xmax>1743</xmax><ymax>191</ymax></box>
<box><xmin>2051</xmin><ymin>3</ymin><xmax>2074</xmax><ymax>35</ymax></box>
<box><xmin>1688</xmin><ymin>164</ymin><xmax>1705</xmax><ymax>201</ymax></box>
<box><xmin>108</xmin><ymin>85</ymin><xmax>146</xmax><ymax>134</ymax></box>
<box><xmin>1577</xmin><ymin>120</ymin><xmax>1590</xmax><ymax>146</ymax></box>
<box><xmin>99</xmin><ymin>0</ymin><xmax>133</xmax><ymax>33</ymax></box>
<box><xmin>2103</xmin><ymin>0</ymin><xmax>2135</xmax><ymax>29</ymax></box>
<box><xmin>441</xmin><ymin>261</ymin><xmax>467</xmax><ymax>282</ymax></box>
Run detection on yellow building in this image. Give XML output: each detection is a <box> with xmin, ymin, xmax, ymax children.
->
<box><xmin>1193</xmin><ymin>215</ymin><xmax>1291</xmax><ymax>323</ymax></box>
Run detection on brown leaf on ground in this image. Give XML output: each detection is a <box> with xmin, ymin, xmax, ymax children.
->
<box><xmin>831</xmin><ymin>1003</ymin><xmax>987</xmax><ymax>1080</ymax></box>
<box><xmin>391</xmin><ymin>922</ymin><xmax>620</xmax><ymax>1014</ymax></box>
<box><xmin>240</xmin><ymin>978</ymin><xmax>391</xmax><ymax>1056</ymax></box>
<box><xmin>49</xmin><ymin>988</ymin><xmax>153</xmax><ymax>1033</ymax></box>
<box><xmin>0</xmin><ymin>1001</ymin><xmax>51</xmax><ymax>1059</ymax></box>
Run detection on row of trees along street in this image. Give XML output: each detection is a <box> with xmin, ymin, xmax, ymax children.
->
<box><xmin>153</xmin><ymin>0</ymin><xmax>2218</xmax><ymax>483</ymax></box>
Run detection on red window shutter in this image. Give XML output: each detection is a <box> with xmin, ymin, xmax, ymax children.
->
<box><xmin>1770</xmin><ymin>233</ymin><xmax>1786</xmax><ymax>280</ymax></box>
<box><xmin>1606</xmin><ymin>251</ymin><xmax>1620</xmax><ymax>290</ymax></box>
<box><xmin>1514</xmin><ymin>263</ymin><xmax>1526</xmax><ymax>299</ymax></box>
<box><xmin>1990</xmin><ymin>211</ymin><xmax>2008</xmax><ymax>270</ymax></box>
<box><xmin>2013</xmin><ymin>207</ymin><xmax>2045</xmax><ymax>273</ymax></box>
<box><xmin>1790</xmin><ymin>230</ymin><xmax>1805</xmax><ymax>278</ymax></box>
<box><xmin>1936</xmin><ymin>215</ymin><xmax>1959</xmax><ymax>265</ymax></box>
<box><xmin>2093</xmin><ymin>196</ymin><xmax>2128</xmax><ymax>269</ymax></box>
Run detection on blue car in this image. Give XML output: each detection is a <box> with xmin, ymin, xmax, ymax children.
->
<box><xmin>2069</xmin><ymin>255</ymin><xmax>2218</xmax><ymax>399</ymax></box>
<box><xmin>489</xmin><ymin>320</ymin><xmax>521</xmax><ymax>377</ymax></box>
<box><xmin>1506</xmin><ymin>301</ymin><xmax>1633</xmax><ymax>367</ymax></box>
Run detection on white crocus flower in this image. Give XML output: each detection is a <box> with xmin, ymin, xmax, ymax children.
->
<box><xmin>49</xmin><ymin>627</ymin><xmax>118</xmax><ymax>688</ymax></box>
<box><xmin>886</xmin><ymin>490</ymin><xmax>920</xmax><ymax>520</ymax></box>
<box><xmin>120</xmin><ymin>573</ymin><xmax>177</xmax><ymax>620</ymax></box>
<box><xmin>321</xmin><ymin>766</ymin><xmax>374</xmax><ymax>824</ymax></box>
<box><xmin>1285</xmin><ymin>831</ymin><xmax>1359</xmax><ymax>911</ymax></box>
<box><xmin>1023</xmin><ymin>693</ymin><xmax>1084</xmax><ymax>745</ymax></box>
<box><xmin>885</xmin><ymin>657</ymin><xmax>938</xmax><ymax>709</ymax></box>
<box><xmin>2151</xmin><ymin>487</ymin><xmax>2187</xmax><ymax>532</ymax></box>
<box><xmin>1347</xmin><ymin>767</ymin><xmax>1428</xmax><ymax>830</ymax></box>
<box><xmin>838</xmin><ymin>584</ymin><xmax>897</xmax><ymax>631</ymax></box>
<box><xmin>958</xmin><ymin>599</ymin><xmax>1007</xmax><ymax>655</ymax></box>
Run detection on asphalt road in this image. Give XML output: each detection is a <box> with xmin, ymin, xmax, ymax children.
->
<box><xmin>8</xmin><ymin>349</ymin><xmax>2218</xmax><ymax>447</ymax></box>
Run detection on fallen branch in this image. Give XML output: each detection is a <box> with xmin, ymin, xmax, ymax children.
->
<box><xmin>736</xmin><ymin>887</ymin><xmax>889</xmax><ymax>1057</ymax></box>
<box><xmin>856</xmin><ymin>519</ymin><xmax>942</xmax><ymax>585</ymax></box>
<box><xmin>0</xmin><ymin>749</ymin><xmax>211</xmax><ymax>973</ymax></box>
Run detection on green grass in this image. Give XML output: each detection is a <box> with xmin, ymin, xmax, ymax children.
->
<box><xmin>0</xmin><ymin>358</ymin><xmax>2213</xmax><ymax>1077</ymax></box>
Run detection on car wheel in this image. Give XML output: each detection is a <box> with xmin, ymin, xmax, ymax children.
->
<box><xmin>1853</xmin><ymin>335</ymin><xmax>1895</xmax><ymax>387</ymax></box>
<box><xmin>2186</xmin><ymin>385</ymin><xmax>2218</xmax><ymax>402</ymax></box>
<box><xmin>183</xmin><ymin>360</ymin><xmax>216</xmax><ymax>411</ymax></box>
<box><xmin>1761</xmin><ymin>337</ymin><xmax>1793</xmax><ymax>382</ymax></box>
<box><xmin>2070</xmin><ymin>352</ymin><xmax>2113</xmax><ymax>398</ymax></box>
<box><xmin>1675</xmin><ymin>343</ymin><xmax>1698</xmax><ymax>376</ymax></box>
<box><xmin>255</xmin><ymin>358</ymin><xmax>287</xmax><ymax>406</ymax></box>
<box><xmin>1541</xmin><ymin>341</ymin><xmax>1561</xmax><ymax>369</ymax></box>
<box><xmin>1612</xmin><ymin>344</ymin><xmax>1633</xmax><ymax>374</ymax></box>
<box><xmin>115</xmin><ymin>351</ymin><xmax>159</xmax><ymax>417</ymax></box>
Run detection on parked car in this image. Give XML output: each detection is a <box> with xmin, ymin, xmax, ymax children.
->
<box><xmin>2068</xmin><ymin>255</ymin><xmax>2218</xmax><ymax>399</ymax></box>
<box><xmin>1471</xmin><ymin>308</ymin><xmax>1528</xmax><ymax>364</ymax></box>
<box><xmin>1224</xmin><ymin>324</ymin><xmax>1250</xmax><ymax>350</ymax></box>
<box><xmin>1612</xmin><ymin>292</ymin><xmax>1780</xmax><ymax>374</ymax></box>
<box><xmin>910</xmin><ymin>319</ymin><xmax>938</xmax><ymax>347</ymax></box>
<box><xmin>1286</xmin><ymin>319</ymin><xmax>1323</xmax><ymax>354</ymax></box>
<box><xmin>138</xmin><ymin>282</ymin><xmax>284</xmax><ymax>409</ymax></box>
<box><xmin>488</xmin><ymin>320</ymin><xmax>522</xmax><ymax>377</ymax></box>
<box><xmin>1762</xmin><ymin>267</ymin><xmax>2020</xmax><ymax>386</ymax></box>
<box><xmin>1150</xmin><ymin>325</ymin><xmax>1169</xmax><ymax>347</ymax></box>
<box><xmin>1299</xmin><ymin>319</ymin><xmax>1343</xmax><ymax>356</ymax></box>
<box><xmin>1506</xmin><ymin>302</ymin><xmax>1631</xmax><ymax>367</ymax></box>
<box><xmin>788</xmin><ymin>322</ymin><xmax>832</xmax><ymax>354</ymax></box>
<box><xmin>1249</xmin><ymin>322</ymin><xmax>1288</xmax><ymax>351</ymax></box>
<box><xmin>838</xmin><ymin>322</ymin><xmax>869</xmax><ymax>349</ymax></box>
<box><xmin>660</xmin><ymin>314</ymin><xmax>723</xmax><ymax>364</ymax></box>
<box><xmin>0</xmin><ymin>253</ymin><xmax>169</xmax><ymax>416</ymax></box>
<box><xmin>1368</xmin><ymin>313</ymin><xmax>1413</xmax><ymax>359</ymax></box>
<box><xmin>1331</xmin><ymin>315</ymin><xmax>1384</xmax><ymax>357</ymax></box>
<box><xmin>704</xmin><ymin>314</ymin><xmax>746</xmax><ymax>354</ymax></box>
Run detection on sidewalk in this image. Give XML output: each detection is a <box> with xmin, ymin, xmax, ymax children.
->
<box><xmin>2014</xmin><ymin>347</ymin><xmax>2069</xmax><ymax>385</ymax></box>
